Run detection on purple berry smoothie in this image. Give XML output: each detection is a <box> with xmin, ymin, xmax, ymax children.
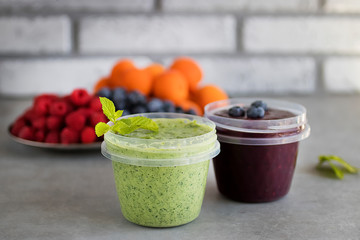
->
<box><xmin>205</xmin><ymin>99</ymin><xmax>310</xmax><ymax>203</ymax></box>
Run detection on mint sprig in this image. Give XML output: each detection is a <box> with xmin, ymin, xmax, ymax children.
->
<box><xmin>95</xmin><ymin>97</ymin><xmax>159</xmax><ymax>137</ymax></box>
<box><xmin>317</xmin><ymin>155</ymin><xmax>358</xmax><ymax>179</ymax></box>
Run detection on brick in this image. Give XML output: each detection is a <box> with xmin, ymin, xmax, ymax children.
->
<box><xmin>0</xmin><ymin>0</ymin><xmax>153</xmax><ymax>12</ymax></box>
<box><xmin>244</xmin><ymin>17</ymin><xmax>360</xmax><ymax>54</ymax></box>
<box><xmin>79</xmin><ymin>16</ymin><xmax>236</xmax><ymax>54</ymax></box>
<box><xmin>0</xmin><ymin>57</ymin><xmax>151</xmax><ymax>96</ymax></box>
<box><xmin>163</xmin><ymin>57</ymin><xmax>316</xmax><ymax>95</ymax></box>
<box><xmin>163</xmin><ymin>0</ymin><xmax>318</xmax><ymax>12</ymax></box>
<box><xmin>324</xmin><ymin>58</ymin><xmax>360</xmax><ymax>93</ymax></box>
<box><xmin>0</xmin><ymin>16</ymin><xmax>71</xmax><ymax>54</ymax></box>
<box><xmin>324</xmin><ymin>0</ymin><xmax>360</xmax><ymax>13</ymax></box>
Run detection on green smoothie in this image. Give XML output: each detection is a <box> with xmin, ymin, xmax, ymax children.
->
<box><xmin>102</xmin><ymin>115</ymin><xmax>220</xmax><ymax>227</ymax></box>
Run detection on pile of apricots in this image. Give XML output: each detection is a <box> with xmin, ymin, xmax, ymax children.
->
<box><xmin>94</xmin><ymin>57</ymin><xmax>228</xmax><ymax>115</ymax></box>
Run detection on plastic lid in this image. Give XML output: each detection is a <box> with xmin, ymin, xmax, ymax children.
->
<box><xmin>204</xmin><ymin>98</ymin><xmax>310</xmax><ymax>146</ymax></box>
<box><xmin>101</xmin><ymin>112</ymin><xmax>220</xmax><ymax>167</ymax></box>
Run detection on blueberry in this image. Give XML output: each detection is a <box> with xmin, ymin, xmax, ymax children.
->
<box><xmin>228</xmin><ymin>106</ymin><xmax>245</xmax><ymax>117</ymax></box>
<box><xmin>112</xmin><ymin>88</ymin><xmax>127</xmax><ymax>101</ymax></box>
<box><xmin>96</xmin><ymin>87</ymin><xmax>112</xmax><ymax>99</ymax></box>
<box><xmin>122</xmin><ymin>109</ymin><xmax>131</xmax><ymax>116</ymax></box>
<box><xmin>175</xmin><ymin>106</ymin><xmax>184</xmax><ymax>113</ymax></box>
<box><xmin>185</xmin><ymin>109</ymin><xmax>197</xmax><ymax>115</ymax></box>
<box><xmin>163</xmin><ymin>100</ymin><xmax>176</xmax><ymax>112</ymax></box>
<box><xmin>251</xmin><ymin>100</ymin><xmax>268</xmax><ymax>111</ymax></box>
<box><xmin>113</xmin><ymin>98</ymin><xmax>126</xmax><ymax>110</ymax></box>
<box><xmin>247</xmin><ymin>106</ymin><xmax>265</xmax><ymax>119</ymax></box>
<box><xmin>147</xmin><ymin>98</ymin><xmax>164</xmax><ymax>112</ymax></box>
<box><xmin>127</xmin><ymin>91</ymin><xmax>147</xmax><ymax>106</ymax></box>
<box><xmin>131</xmin><ymin>105</ymin><xmax>147</xmax><ymax>114</ymax></box>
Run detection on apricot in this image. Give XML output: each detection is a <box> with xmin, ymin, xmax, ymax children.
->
<box><xmin>117</xmin><ymin>69</ymin><xmax>153</xmax><ymax>96</ymax></box>
<box><xmin>153</xmin><ymin>70</ymin><xmax>189</xmax><ymax>103</ymax></box>
<box><xmin>109</xmin><ymin>59</ymin><xmax>136</xmax><ymax>88</ymax></box>
<box><xmin>194</xmin><ymin>85</ymin><xmax>228</xmax><ymax>109</ymax></box>
<box><xmin>177</xmin><ymin>99</ymin><xmax>203</xmax><ymax>116</ymax></box>
<box><xmin>170</xmin><ymin>57</ymin><xmax>202</xmax><ymax>92</ymax></box>
<box><xmin>145</xmin><ymin>63</ymin><xmax>165</xmax><ymax>79</ymax></box>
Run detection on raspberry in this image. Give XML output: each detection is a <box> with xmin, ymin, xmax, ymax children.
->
<box><xmin>46</xmin><ymin>116</ymin><xmax>63</xmax><ymax>130</ymax></box>
<box><xmin>70</xmin><ymin>89</ymin><xmax>91</xmax><ymax>106</ymax></box>
<box><xmin>81</xmin><ymin>127</ymin><xmax>96</xmax><ymax>144</ymax></box>
<box><xmin>60</xmin><ymin>127</ymin><xmax>80</xmax><ymax>144</ymax></box>
<box><xmin>24</xmin><ymin>108</ymin><xmax>37</xmax><ymax>122</ymax></box>
<box><xmin>61</xmin><ymin>95</ymin><xmax>72</xmax><ymax>104</ymax></box>
<box><xmin>11</xmin><ymin>117</ymin><xmax>27</xmax><ymax>136</ymax></box>
<box><xmin>34</xmin><ymin>130</ymin><xmax>45</xmax><ymax>142</ymax></box>
<box><xmin>65</xmin><ymin>112</ymin><xmax>86</xmax><ymax>131</ymax></box>
<box><xmin>34</xmin><ymin>95</ymin><xmax>57</xmax><ymax>116</ymax></box>
<box><xmin>34</xmin><ymin>94</ymin><xmax>58</xmax><ymax>104</ymax></box>
<box><xmin>18</xmin><ymin>126</ymin><xmax>34</xmax><ymax>141</ymax></box>
<box><xmin>89</xmin><ymin>112</ymin><xmax>107</xmax><ymax>127</ymax></box>
<box><xmin>49</xmin><ymin>100</ymin><xmax>69</xmax><ymax>116</ymax></box>
<box><xmin>45</xmin><ymin>131</ymin><xmax>59</xmax><ymax>144</ymax></box>
<box><xmin>32</xmin><ymin>116</ymin><xmax>46</xmax><ymax>130</ymax></box>
<box><xmin>76</xmin><ymin>108</ymin><xmax>92</xmax><ymax>118</ymax></box>
<box><xmin>89</xmin><ymin>97</ymin><xmax>102</xmax><ymax>112</ymax></box>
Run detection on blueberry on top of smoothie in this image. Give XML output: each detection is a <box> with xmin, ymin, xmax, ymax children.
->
<box><xmin>251</xmin><ymin>100</ymin><xmax>268</xmax><ymax>111</ymax></box>
<box><xmin>247</xmin><ymin>106</ymin><xmax>265</xmax><ymax>119</ymax></box>
<box><xmin>228</xmin><ymin>106</ymin><xmax>245</xmax><ymax>117</ymax></box>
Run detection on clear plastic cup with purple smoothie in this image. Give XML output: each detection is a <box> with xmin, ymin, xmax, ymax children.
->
<box><xmin>205</xmin><ymin>98</ymin><xmax>310</xmax><ymax>203</ymax></box>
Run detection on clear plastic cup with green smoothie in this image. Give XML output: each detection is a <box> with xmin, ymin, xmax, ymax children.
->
<box><xmin>101</xmin><ymin>112</ymin><xmax>220</xmax><ymax>227</ymax></box>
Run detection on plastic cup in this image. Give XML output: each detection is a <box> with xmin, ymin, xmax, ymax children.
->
<box><xmin>101</xmin><ymin>113</ymin><xmax>220</xmax><ymax>227</ymax></box>
<box><xmin>204</xmin><ymin>98</ymin><xmax>310</xmax><ymax>203</ymax></box>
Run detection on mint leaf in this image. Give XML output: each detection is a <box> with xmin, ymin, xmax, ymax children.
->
<box><xmin>328</xmin><ymin>155</ymin><xmax>358</xmax><ymax>174</ymax></box>
<box><xmin>99</xmin><ymin>97</ymin><xmax>116</xmax><ymax>123</ymax></box>
<box><xmin>328</xmin><ymin>162</ymin><xmax>344</xmax><ymax>179</ymax></box>
<box><xmin>94</xmin><ymin>97</ymin><xmax>159</xmax><ymax>137</ymax></box>
<box><xmin>111</xmin><ymin>120</ymin><xmax>131</xmax><ymax>133</ymax></box>
<box><xmin>95</xmin><ymin>122</ymin><xmax>110</xmax><ymax>137</ymax></box>
<box><xmin>317</xmin><ymin>155</ymin><xmax>358</xmax><ymax>179</ymax></box>
<box><xmin>113</xmin><ymin>116</ymin><xmax>159</xmax><ymax>135</ymax></box>
<box><xmin>114</xmin><ymin>110</ymin><xmax>123</xmax><ymax>121</ymax></box>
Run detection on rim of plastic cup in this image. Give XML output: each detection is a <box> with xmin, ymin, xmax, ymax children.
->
<box><xmin>217</xmin><ymin>124</ymin><xmax>311</xmax><ymax>146</ymax></box>
<box><xmin>204</xmin><ymin>98</ymin><xmax>307</xmax><ymax>133</ymax></box>
<box><xmin>204</xmin><ymin>98</ymin><xmax>310</xmax><ymax>145</ymax></box>
<box><xmin>101</xmin><ymin>112</ymin><xmax>220</xmax><ymax>167</ymax></box>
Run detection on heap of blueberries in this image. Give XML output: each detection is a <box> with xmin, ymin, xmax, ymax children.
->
<box><xmin>96</xmin><ymin>87</ymin><xmax>196</xmax><ymax>116</ymax></box>
<box><xmin>228</xmin><ymin>100</ymin><xmax>268</xmax><ymax>119</ymax></box>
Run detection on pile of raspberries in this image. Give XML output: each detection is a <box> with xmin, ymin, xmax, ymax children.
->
<box><xmin>10</xmin><ymin>89</ymin><xmax>107</xmax><ymax>144</ymax></box>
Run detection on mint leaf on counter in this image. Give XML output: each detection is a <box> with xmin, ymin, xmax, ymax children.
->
<box><xmin>317</xmin><ymin>155</ymin><xmax>358</xmax><ymax>179</ymax></box>
<box><xmin>95</xmin><ymin>97</ymin><xmax>159</xmax><ymax>137</ymax></box>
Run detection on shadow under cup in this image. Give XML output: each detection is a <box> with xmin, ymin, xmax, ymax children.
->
<box><xmin>205</xmin><ymin>99</ymin><xmax>310</xmax><ymax>203</ymax></box>
<box><xmin>101</xmin><ymin>113</ymin><xmax>220</xmax><ymax>227</ymax></box>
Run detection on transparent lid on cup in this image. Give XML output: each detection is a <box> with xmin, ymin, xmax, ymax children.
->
<box><xmin>204</xmin><ymin>98</ymin><xmax>310</xmax><ymax>146</ymax></box>
<box><xmin>101</xmin><ymin>113</ymin><xmax>220</xmax><ymax>167</ymax></box>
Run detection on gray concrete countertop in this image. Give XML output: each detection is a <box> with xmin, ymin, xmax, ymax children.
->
<box><xmin>1</xmin><ymin>96</ymin><xmax>359</xmax><ymax>240</ymax></box>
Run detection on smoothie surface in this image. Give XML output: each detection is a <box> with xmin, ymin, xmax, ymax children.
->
<box><xmin>123</xmin><ymin>118</ymin><xmax>212</xmax><ymax>140</ymax></box>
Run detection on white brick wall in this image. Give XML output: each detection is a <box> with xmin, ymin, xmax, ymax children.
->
<box><xmin>0</xmin><ymin>16</ymin><xmax>71</xmax><ymax>54</ymax></box>
<box><xmin>324</xmin><ymin>0</ymin><xmax>360</xmax><ymax>13</ymax></box>
<box><xmin>79</xmin><ymin>16</ymin><xmax>236</xmax><ymax>54</ymax></box>
<box><xmin>163</xmin><ymin>0</ymin><xmax>318</xmax><ymax>12</ymax></box>
<box><xmin>324</xmin><ymin>58</ymin><xmax>360</xmax><ymax>93</ymax></box>
<box><xmin>0</xmin><ymin>0</ymin><xmax>360</xmax><ymax>96</ymax></box>
<box><xmin>244</xmin><ymin>17</ymin><xmax>360</xmax><ymax>54</ymax></box>
<box><xmin>0</xmin><ymin>57</ymin><xmax>151</xmax><ymax>96</ymax></box>
<box><xmin>195</xmin><ymin>57</ymin><xmax>316</xmax><ymax>95</ymax></box>
<box><xmin>0</xmin><ymin>0</ymin><xmax>154</xmax><ymax>12</ymax></box>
